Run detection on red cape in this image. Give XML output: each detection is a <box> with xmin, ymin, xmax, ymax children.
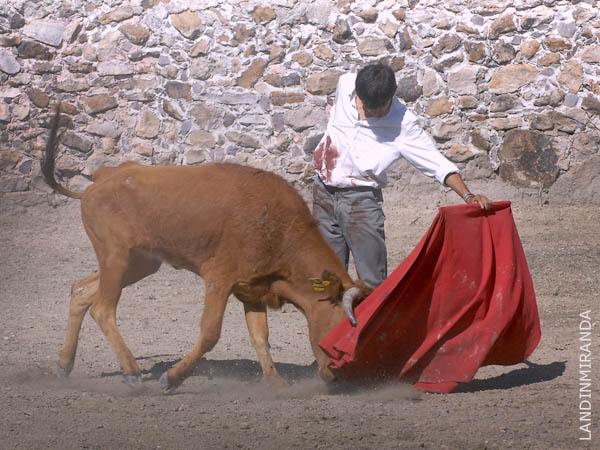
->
<box><xmin>319</xmin><ymin>201</ymin><xmax>541</xmax><ymax>393</ymax></box>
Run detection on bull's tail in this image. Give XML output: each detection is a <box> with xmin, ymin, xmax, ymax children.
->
<box><xmin>41</xmin><ymin>104</ymin><xmax>83</xmax><ymax>199</ymax></box>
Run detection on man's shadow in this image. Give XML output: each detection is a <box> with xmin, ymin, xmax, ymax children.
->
<box><xmin>455</xmin><ymin>360</ymin><xmax>566</xmax><ymax>393</ymax></box>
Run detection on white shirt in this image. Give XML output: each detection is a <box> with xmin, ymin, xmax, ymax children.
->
<box><xmin>313</xmin><ymin>72</ymin><xmax>459</xmax><ymax>188</ymax></box>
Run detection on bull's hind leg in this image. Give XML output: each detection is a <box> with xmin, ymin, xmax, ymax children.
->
<box><xmin>56</xmin><ymin>272</ymin><xmax>99</xmax><ymax>377</ymax></box>
<box><xmin>89</xmin><ymin>250</ymin><xmax>161</xmax><ymax>385</ymax></box>
<box><xmin>160</xmin><ymin>281</ymin><xmax>230</xmax><ymax>393</ymax></box>
<box><xmin>89</xmin><ymin>252</ymin><xmax>139</xmax><ymax>385</ymax></box>
<box><xmin>244</xmin><ymin>303</ymin><xmax>288</xmax><ymax>387</ymax></box>
<box><xmin>57</xmin><ymin>248</ymin><xmax>161</xmax><ymax>384</ymax></box>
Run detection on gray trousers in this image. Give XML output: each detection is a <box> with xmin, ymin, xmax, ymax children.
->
<box><xmin>312</xmin><ymin>176</ymin><xmax>387</xmax><ymax>287</ymax></box>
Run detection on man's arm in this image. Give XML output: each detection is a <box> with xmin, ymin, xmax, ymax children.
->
<box><xmin>445</xmin><ymin>172</ymin><xmax>492</xmax><ymax>209</ymax></box>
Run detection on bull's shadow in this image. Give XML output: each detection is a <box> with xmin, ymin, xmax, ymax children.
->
<box><xmin>101</xmin><ymin>356</ymin><xmax>319</xmax><ymax>384</ymax></box>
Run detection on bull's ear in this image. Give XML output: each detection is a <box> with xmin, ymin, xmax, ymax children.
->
<box><xmin>321</xmin><ymin>269</ymin><xmax>341</xmax><ymax>284</ymax></box>
<box><xmin>322</xmin><ymin>270</ymin><xmax>343</xmax><ymax>293</ymax></box>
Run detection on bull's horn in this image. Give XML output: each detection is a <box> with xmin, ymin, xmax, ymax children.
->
<box><xmin>343</xmin><ymin>286</ymin><xmax>361</xmax><ymax>326</ymax></box>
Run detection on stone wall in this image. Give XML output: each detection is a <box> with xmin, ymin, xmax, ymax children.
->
<box><xmin>1</xmin><ymin>0</ymin><xmax>599</xmax><ymax>208</ymax></box>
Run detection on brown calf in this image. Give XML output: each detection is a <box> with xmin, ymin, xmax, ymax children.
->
<box><xmin>42</xmin><ymin>106</ymin><xmax>370</xmax><ymax>393</ymax></box>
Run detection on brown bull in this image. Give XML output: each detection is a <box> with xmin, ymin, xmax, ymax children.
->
<box><xmin>42</xmin><ymin>106</ymin><xmax>371</xmax><ymax>393</ymax></box>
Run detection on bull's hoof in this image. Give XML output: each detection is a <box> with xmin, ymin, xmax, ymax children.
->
<box><xmin>56</xmin><ymin>362</ymin><xmax>72</xmax><ymax>379</ymax></box>
<box><xmin>265</xmin><ymin>374</ymin><xmax>289</xmax><ymax>388</ymax></box>
<box><xmin>159</xmin><ymin>371</ymin><xmax>178</xmax><ymax>395</ymax></box>
<box><xmin>123</xmin><ymin>374</ymin><xmax>142</xmax><ymax>387</ymax></box>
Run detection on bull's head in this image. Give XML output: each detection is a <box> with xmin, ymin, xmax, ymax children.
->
<box><xmin>312</xmin><ymin>269</ymin><xmax>372</xmax><ymax>325</ymax></box>
<box><xmin>306</xmin><ymin>270</ymin><xmax>372</xmax><ymax>382</ymax></box>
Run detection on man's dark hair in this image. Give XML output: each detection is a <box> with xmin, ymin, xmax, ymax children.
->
<box><xmin>355</xmin><ymin>63</ymin><xmax>397</xmax><ymax>110</ymax></box>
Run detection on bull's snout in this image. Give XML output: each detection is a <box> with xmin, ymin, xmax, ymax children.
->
<box><xmin>318</xmin><ymin>364</ymin><xmax>337</xmax><ymax>383</ymax></box>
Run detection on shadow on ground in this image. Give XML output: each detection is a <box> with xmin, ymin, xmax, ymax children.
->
<box><xmin>97</xmin><ymin>357</ymin><xmax>566</xmax><ymax>396</ymax></box>
<box><xmin>457</xmin><ymin>360</ymin><xmax>566</xmax><ymax>393</ymax></box>
<box><xmin>99</xmin><ymin>356</ymin><xmax>318</xmax><ymax>384</ymax></box>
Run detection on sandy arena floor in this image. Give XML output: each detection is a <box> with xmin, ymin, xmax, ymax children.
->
<box><xmin>0</xmin><ymin>185</ymin><xmax>597</xmax><ymax>449</ymax></box>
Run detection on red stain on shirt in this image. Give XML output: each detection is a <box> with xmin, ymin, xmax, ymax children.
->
<box><xmin>314</xmin><ymin>135</ymin><xmax>339</xmax><ymax>183</ymax></box>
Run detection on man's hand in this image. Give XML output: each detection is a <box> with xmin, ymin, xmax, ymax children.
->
<box><xmin>465</xmin><ymin>193</ymin><xmax>492</xmax><ymax>210</ymax></box>
<box><xmin>445</xmin><ymin>173</ymin><xmax>493</xmax><ymax>210</ymax></box>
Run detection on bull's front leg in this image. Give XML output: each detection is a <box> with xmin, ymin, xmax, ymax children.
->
<box><xmin>159</xmin><ymin>281</ymin><xmax>229</xmax><ymax>394</ymax></box>
<box><xmin>244</xmin><ymin>303</ymin><xmax>288</xmax><ymax>388</ymax></box>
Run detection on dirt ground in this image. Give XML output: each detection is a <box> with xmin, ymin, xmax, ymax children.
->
<box><xmin>0</xmin><ymin>184</ymin><xmax>597</xmax><ymax>450</ymax></box>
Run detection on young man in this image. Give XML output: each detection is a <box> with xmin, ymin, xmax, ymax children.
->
<box><xmin>312</xmin><ymin>63</ymin><xmax>491</xmax><ymax>287</ymax></box>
